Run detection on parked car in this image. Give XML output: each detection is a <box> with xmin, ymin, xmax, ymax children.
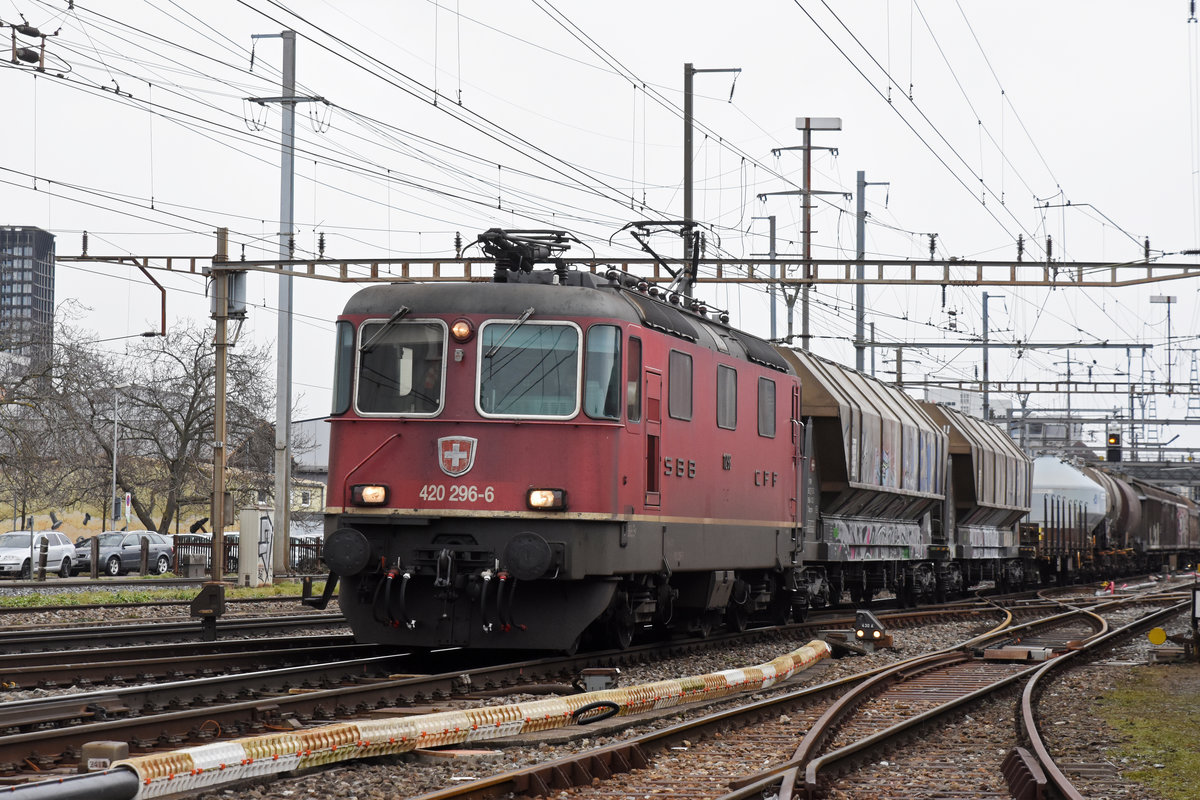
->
<box><xmin>74</xmin><ymin>530</ymin><xmax>176</xmax><ymax>576</ymax></box>
<box><xmin>0</xmin><ymin>531</ymin><xmax>75</xmax><ymax>578</ymax></box>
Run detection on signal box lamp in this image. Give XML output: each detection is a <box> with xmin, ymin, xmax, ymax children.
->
<box><xmin>853</xmin><ymin>610</ymin><xmax>893</xmax><ymax>650</ymax></box>
<box><xmin>1106</xmin><ymin>433</ymin><xmax>1122</xmax><ymax>463</ymax></box>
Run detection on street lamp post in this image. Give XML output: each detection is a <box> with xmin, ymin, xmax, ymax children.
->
<box><xmin>110</xmin><ymin>384</ymin><xmax>131</xmax><ymax>529</ymax></box>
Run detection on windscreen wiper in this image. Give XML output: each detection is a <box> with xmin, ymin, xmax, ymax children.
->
<box><xmin>359</xmin><ymin>306</ymin><xmax>410</xmax><ymax>353</ymax></box>
<box><xmin>484</xmin><ymin>307</ymin><xmax>535</xmax><ymax>358</ymax></box>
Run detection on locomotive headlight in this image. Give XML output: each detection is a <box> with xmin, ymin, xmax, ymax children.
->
<box><xmin>527</xmin><ymin>488</ymin><xmax>567</xmax><ymax>510</ymax></box>
<box><xmin>351</xmin><ymin>484</ymin><xmax>389</xmax><ymax>506</ymax></box>
<box><xmin>451</xmin><ymin>318</ymin><xmax>474</xmax><ymax>342</ymax></box>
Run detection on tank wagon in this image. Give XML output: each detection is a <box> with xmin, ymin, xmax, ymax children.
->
<box><xmin>316</xmin><ymin>229</ymin><xmax>1033</xmax><ymax>651</ymax></box>
<box><xmin>1028</xmin><ymin>455</ymin><xmax>1199</xmax><ymax>579</ymax></box>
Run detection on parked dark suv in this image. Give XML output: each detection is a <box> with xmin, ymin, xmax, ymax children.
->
<box><xmin>74</xmin><ymin>531</ymin><xmax>176</xmax><ymax>576</ymax></box>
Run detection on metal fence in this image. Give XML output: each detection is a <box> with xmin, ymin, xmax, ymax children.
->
<box><xmin>172</xmin><ymin>537</ymin><xmax>324</xmax><ymax>576</ymax></box>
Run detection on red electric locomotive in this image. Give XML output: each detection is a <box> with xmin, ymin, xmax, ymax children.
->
<box><xmin>317</xmin><ymin>229</ymin><xmax>1033</xmax><ymax>651</ymax></box>
<box><xmin>319</xmin><ymin>230</ymin><xmax>807</xmax><ymax>651</ymax></box>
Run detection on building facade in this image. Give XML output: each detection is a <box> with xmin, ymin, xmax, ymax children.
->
<box><xmin>0</xmin><ymin>226</ymin><xmax>55</xmax><ymax>370</ymax></box>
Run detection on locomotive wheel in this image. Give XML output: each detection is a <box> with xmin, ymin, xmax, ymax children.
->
<box><xmin>606</xmin><ymin>591</ymin><xmax>636</xmax><ymax>650</ymax></box>
<box><xmin>725</xmin><ymin>580</ymin><xmax>751</xmax><ymax>632</ymax></box>
<box><xmin>768</xmin><ymin>591</ymin><xmax>793</xmax><ymax>625</ymax></box>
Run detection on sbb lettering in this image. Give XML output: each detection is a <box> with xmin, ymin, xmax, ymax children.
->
<box><xmin>662</xmin><ymin>457</ymin><xmax>697</xmax><ymax>479</ymax></box>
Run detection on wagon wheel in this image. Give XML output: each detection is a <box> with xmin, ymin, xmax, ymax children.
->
<box><xmin>768</xmin><ymin>590</ymin><xmax>793</xmax><ymax>625</ymax></box>
<box><xmin>694</xmin><ymin>609</ymin><xmax>722</xmax><ymax>638</ymax></box>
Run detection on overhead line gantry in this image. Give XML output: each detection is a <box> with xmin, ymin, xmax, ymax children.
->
<box><xmin>56</xmin><ymin>253</ymin><xmax>1200</xmax><ymax>289</ymax></box>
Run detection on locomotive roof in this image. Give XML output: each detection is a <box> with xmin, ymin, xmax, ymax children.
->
<box><xmin>342</xmin><ymin>270</ymin><xmax>793</xmax><ymax>372</ymax></box>
<box><xmin>343</xmin><ymin>272</ymin><xmax>641</xmax><ymax>321</ymax></box>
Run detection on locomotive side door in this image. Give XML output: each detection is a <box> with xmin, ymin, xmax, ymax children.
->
<box><xmin>792</xmin><ymin>384</ymin><xmax>803</xmax><ymax>529</ymax></box>
<box><xmin>643</xmin><ymin>369</ymin><xmax>662</xmax><ymax>507</ymax></box>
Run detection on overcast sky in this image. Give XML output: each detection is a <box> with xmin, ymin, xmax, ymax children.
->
<box><xmin>3</xmin><ymin>1</ymin><xmax>1199</xmax><ymax>452</ymax></box>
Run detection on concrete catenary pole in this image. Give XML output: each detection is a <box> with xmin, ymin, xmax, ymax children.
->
<box><xmin>683</xmin><ymin>62</ymin><xmax>693</xmax><ymax>296</ymax></box>
<box><xmin>855</xmin><ymin>171</ymin><xmax>866</xmax><ymax>372</ymax></box>
<box><xmin>212</xmin><ymin>229</ymin><xmax>229</xmax><ymax>582</ymax></box>
<box><xmin>274</xmin><ymin>30</ymin><xmax>296</xmax><ymax>572</ymax></box>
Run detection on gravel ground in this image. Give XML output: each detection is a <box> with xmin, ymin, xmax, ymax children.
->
<box><xmin>187</xmin><ymin>620</ymin><xmax>986</xmax><ymax>800</ymax></box>
<box><xmin>189</xmin><ymin>605</ymin><xmax>1195</xmax><ymax>800</ymax></box>
<box><xmin>4</xmin><ymin>584</ymin><xmax>1194</xmax><ymax>799</ymax></box>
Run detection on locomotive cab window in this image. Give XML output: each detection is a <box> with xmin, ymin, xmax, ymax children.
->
<box><xmin>478</xmin><ymin>320</ymin><xmax>580</xmax><ymax>418</ymax></box>
<box><xmin>583</xmin><ymin>324</ymin><xmax>622</xmax><ymax>420</ymax></box>
<box><xmin>331</xmin><ymin>320</ymin><xmax>354</xmax><ymax>415</ymax></box>
<box><xmin>717</xmin><ymin>364</ymin><xmax>737</xmax><ymax>430</ymax></box>
<box><xmin>758</xmin><ymin>377</ymin><xmax>776</xmax><ymax>438</ymax></box>
<box><xmin>668</xmin><ymin>350</ymin><xmax>693</xmax><ymax>421</ymax></box>
<box><xmin>356</xmin><ymin>320</ymin><xmax>446</xmax><ymax>415</ymax></box>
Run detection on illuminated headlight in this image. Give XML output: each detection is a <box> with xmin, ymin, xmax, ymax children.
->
<box><xmin>451</xmin><ymin>318</ymin><xmax>474</xmax><ymax>342</ymax></box>
<box><xmin>351</xmin><ymin>484</ymin><xmax>389</xmax><ymax>506</ymax></box>
<box><xmin>527</xmin><ymin>488</ymin><xmax>567</xmax><ymax>510</ymax></box>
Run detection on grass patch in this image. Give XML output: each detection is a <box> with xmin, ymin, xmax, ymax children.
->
<box><xmin>0</xmin><ymin>581</ymin><xmax>326</xmax><ymax>608</ymax></box>
<box><xmin>1097</xmin><ymin>664</ymin><xmax>1200</xmax><ymax>800</ymax></box>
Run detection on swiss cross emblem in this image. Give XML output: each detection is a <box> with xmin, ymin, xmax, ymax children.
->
<box><xmin>438</xmin><ymin>436</ymin><xmax>478</xmax><ymax>477</ymax></box>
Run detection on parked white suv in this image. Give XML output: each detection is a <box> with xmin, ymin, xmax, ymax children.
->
<box><xmin>0</xmin><ymin>530</ymin><xmax>76</xmax><ymax>578</ymax></box>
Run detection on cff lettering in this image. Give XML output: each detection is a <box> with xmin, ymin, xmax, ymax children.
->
<box><xmin>754</xmin><ymin>470</ymin><xmax>778</xmax><ymax>487</ymax></box>
<box><xmin>662</xmin><ymin>457</ymin><xmax>696</xmax><ymax>479</ymax></box>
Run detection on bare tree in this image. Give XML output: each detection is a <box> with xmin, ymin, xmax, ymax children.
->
<box><xmin>55</xmin><ymin>321</ymin><xmax>275</xmax><ymax>534</ymax></box>
<box><xmin>0</xmin><ymin>315</ymin><xmax>98</xmax><ymax>530</ymax></box>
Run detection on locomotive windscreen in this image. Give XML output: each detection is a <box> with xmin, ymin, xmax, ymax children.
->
<box><xmin>356</xmin><ymin>320</ymin><xmax>445</xmax><ymax>415</ymax></box>
<box><xmin>478</xmin><ymin>321</ymin><xmax>580</xmax><ymax>417</ymax></box>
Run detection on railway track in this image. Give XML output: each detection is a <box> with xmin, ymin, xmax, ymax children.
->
<box><xmin>5</xmin><ymin>585</ymin><xmax>1181</xmax><ymax>796</ymax></box>
<box><xmin>0</xmin><ymin>594</ymin><xmax>329</xmax><ymax>616</ymax></box>
<box><xmin>0</xmin><ymin>621</ymin><xmax>805</xmax><ymax>773</ymax></box>
<box><xmin>0</xmin><ymin>612</ymin><xmax>347</xmax><ymax>653</ymax></box>
<box><xmin>0</xmin><ymin>635</ymin><xmax>384</xmax><ymax>689</ymax></box>
<box><xmin>0</xmin><ymin>606</ymin><xmax>995</xmax><ymax>779</ymax></box>
<box><xmin>383</xmin><ymin>588</ymin><xmax>1186</xmax><ymax>800</ymax></box>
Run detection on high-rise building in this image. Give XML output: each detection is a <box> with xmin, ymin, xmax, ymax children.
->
<box><xmin>0</xmin><ymin>226</ymin><xmax>55</xmax><ymax>371</ymax></box>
